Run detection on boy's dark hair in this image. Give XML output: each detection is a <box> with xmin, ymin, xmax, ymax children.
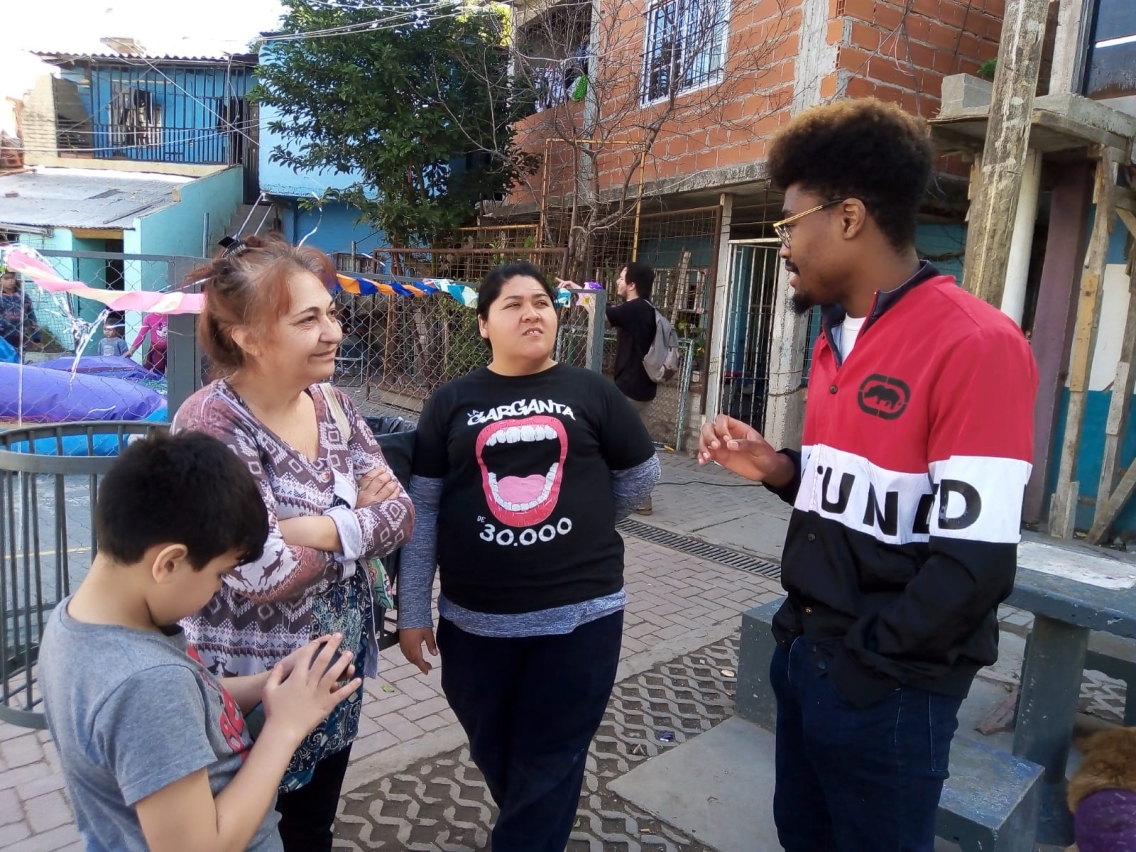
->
<box><xmin>767</xmin><ymin>98</ymin><xmax>933</xmax><ymax>250</ymax></box>
<box><xmin>96</xmin><ymin>432</ymin><xmax>268</xmax><ymax>569</ymax></box>
<box><xmin>622</xmin><ymin>262</ymin><xmax>655</xmax><ymax>301</ymax></box>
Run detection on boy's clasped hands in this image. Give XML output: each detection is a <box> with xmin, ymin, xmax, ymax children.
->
<box><xmin>260</xmin><ymin>634</ymin><xmax>361</xmax><ymax>745</ymax></box>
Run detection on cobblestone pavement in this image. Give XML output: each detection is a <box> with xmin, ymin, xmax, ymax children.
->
<box><xmin>0</xmin><ymin>450</ymin><xmax>1128</xmax><ymax>850</ymax></box>
<box><xmin>0</xmin><ymin>451</ymin><xmax>784</xmax><ymax>851</ymax></box>
<box><xmin>335</xmin><ymin>635</ymin><xmax>741</xmax><ymax>851</ymax></box>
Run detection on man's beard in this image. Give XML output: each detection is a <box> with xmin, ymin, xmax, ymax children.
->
<box><xmin>790</xmin><ymin>291</ymin><xmax>814</xmax><ymax>315</ymax></box>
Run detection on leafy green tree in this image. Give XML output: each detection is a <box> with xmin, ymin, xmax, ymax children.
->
<box><xmin>255</xmin><ymin>0</ymin><xmax>535</xmax><ymax>247</ymax></box>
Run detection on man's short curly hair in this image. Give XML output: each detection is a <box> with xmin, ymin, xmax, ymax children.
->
<box><xmin>768</xmin><ymin>98</ymin><xmax>933</xmax><ymax>249</ymax></box>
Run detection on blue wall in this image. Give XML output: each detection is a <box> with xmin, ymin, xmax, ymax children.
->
<box><xmin>130</xmin><ymin>167</ymin><xmax>242</xmax><ymax>260</ymax></box>
<box><xmin>125</xmin><ymin>167</ymin><xmax>242</xmax><ymax>344</ymax></box>
<box><xmin>61</xmin><ymin>63</ymin><xmax>253</xmax><ymax>165</ymax></box>
<box><xmin>1049</xmin><ymin>388</ymin><xmax>1136</xmax><ymax>534</ymax></box>
<box><xmin>1047</xmin><ymin>222</ymin><xmax>1134</xmax><ymax>533</ymax></box>
<box><xmin>255</xmin><ymin>48</ymin><xmax>381</xmax><ymax>256</ymax></box>
<box><xmin>259</xmin><ymin>99</ymin><xmax>368</xmax><ymax>196</ymax></box>
<box><xmin>257</xmin><ymin>43</ymin><xmax>367</xmax><ymax>196</ymax></box>
<box><xmin>636</xmin><ymin>235</ymin><xmax>716</xmax><ymax>272</ymax></box>
<box><xmin>275</xmin><ymin>200</ymin><xmax>385</xmax><ymax>259</ymax></box>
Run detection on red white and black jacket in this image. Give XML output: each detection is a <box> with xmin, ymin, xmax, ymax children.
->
<box><xmin>768</xmin><ymin>263</ymin><xmax>1039</xmax><ymax>707</ymax></box>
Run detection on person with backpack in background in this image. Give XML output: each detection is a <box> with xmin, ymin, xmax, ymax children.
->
<box><xmin>561</xmin><ymin>261</ymin><xmax>672</xmax><ymax>515</ymax></box>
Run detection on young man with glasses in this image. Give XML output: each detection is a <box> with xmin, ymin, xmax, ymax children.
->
<box><xmin>699</xmin><ymin>99</ymin><xmax>1038</xmax><ymax>851</ymax></box>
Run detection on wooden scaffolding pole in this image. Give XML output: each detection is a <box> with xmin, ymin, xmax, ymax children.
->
<box><xmin>1087</xmin><ymin>205</ymin><xmax>1136</xmax><ymax>544</ymax></box>
<box><xmin>1050</xmin><ymin>151</ymin><xmax>1118</xmax><ymax>539</ymax></box>
<box><xmin>960</xmin><ymin>0</ymin><xmax>1049</xmax><ymax>307</ymax></box>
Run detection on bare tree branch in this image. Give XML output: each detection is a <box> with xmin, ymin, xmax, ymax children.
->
<box><xmin>449</xmin><ymin>0</ymin><xmax>791</xmax><ymax>276</ymax></box>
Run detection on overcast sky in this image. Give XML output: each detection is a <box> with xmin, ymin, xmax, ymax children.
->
<box><xmin>2</xmin><ymin>0</ymin><xmax>285</xmax><ymax>134</ymax></box>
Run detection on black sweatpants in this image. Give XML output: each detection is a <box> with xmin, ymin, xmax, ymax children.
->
<box><xmin>437</xmin><ymin>611</ymin><xmax>623</xmax><ymax>852</ymax></box>
<box><xmin>275</xmin><ymin>745</ymin><xmax>352</xmax><ymax>852</ymax></box>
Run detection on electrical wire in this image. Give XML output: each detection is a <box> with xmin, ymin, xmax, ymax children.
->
<box><xmin>259</xmin><ymin>2</ymin><xmax>470</xmax><ymax>42</ymax></box>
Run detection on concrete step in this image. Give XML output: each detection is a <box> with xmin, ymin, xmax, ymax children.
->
<box><xmin>224</xmin><ymin>203</ymin><xmax>274</xmax><ymax>239</ymax></box>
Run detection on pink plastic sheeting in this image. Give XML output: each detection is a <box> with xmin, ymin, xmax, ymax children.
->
<box><xmin>2</xmin><ymin>248</ymin><xmax>204</xmax><ymax>314</ymax></box>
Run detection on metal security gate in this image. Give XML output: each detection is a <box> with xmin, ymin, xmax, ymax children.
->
<box><xmin>717</xmin><ymin>241</ymin><xmax>781</xmax><ymax>429</ymax></box>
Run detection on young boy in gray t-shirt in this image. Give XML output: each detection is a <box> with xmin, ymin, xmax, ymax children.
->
<box><xmin>40</xmin><ymin>432</ymin><xmax>362</xmax><ymax>852</ymax></box>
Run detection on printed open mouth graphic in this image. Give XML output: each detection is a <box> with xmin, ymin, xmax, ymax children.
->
<box><xmin>475</xmin><ymin>415</ymin><xmax>568</xmax><ymax>527</ymax></box>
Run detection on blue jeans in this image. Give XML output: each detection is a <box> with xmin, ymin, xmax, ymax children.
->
<box><xmin>437</xmin><ymin>611</ymin><xmax>623</xmax><ymax>852</ymax></box>
<box><xmin>770</xmin><ymin>638</ymin><xmax>963</xmax><ymax>852</ymax></box>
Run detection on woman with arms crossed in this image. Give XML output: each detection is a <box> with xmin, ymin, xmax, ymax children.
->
<box><xmin>173</xmin><ymin>235</ymin><xmax>414</xmax><ymax>851</ymax></box>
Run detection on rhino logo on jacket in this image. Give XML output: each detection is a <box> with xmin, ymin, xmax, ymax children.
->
<box><xmin>857</xmin><ymin>375</ymin><xmax>910</xmax><ymax>419</ymax></box>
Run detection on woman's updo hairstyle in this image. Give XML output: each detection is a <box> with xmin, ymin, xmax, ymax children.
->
<box><xmin>192</xmin><ymin>233</ymin><xmax>337</xmax><ymax>376</ymax></box>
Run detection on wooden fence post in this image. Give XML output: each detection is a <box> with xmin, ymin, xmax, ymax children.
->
<box><xmin>960</xmin><ymin>0</ymin><xmax>1049</xmax><ymax>307</ymax></box>
<box><xmin>1051</xmin><ymin>152</ymin><xmax>1118</xmax><ymax>538</ymax></box>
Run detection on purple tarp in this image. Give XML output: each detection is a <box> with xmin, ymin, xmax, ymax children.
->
<box><xmin>0</xmin><ymin>362</ymin><xmax>165</xmax><ymax>422</ymax></box>
<box><xmin>38</xmin><ymin>355</ymin><xmax>162</xmax><ymax>383</ymax></box>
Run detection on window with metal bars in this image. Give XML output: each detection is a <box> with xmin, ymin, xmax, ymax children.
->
<box><xmin>107</xmin><ymin>87</ymin><xmax>162</xmax><ymax>149</ymax></box>
<box><xmin>641</xmin><ymin>0</ymin><xmax>727</xmax><ymax>105</ymax></box>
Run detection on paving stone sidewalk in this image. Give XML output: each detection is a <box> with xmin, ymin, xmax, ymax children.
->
<box><xmin>3</xmin><ymin>449</ymin><xmax>1121</xmax><ymax>850</ymax></box>
<box><xmin>0</xmin><ymin>451</ymin><xmax>785</xmax><ymax>851</ymax></box>
<box><xmin>335</xmin><ymin>634</ymin><xmax>743</xmax><ymax>851</ymax></box>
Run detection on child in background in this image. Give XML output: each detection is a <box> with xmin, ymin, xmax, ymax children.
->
<box><xmin>39</xmin><ymin>432</ymin><xmax>361</xmax><ymax>852</ymax></box>
<box><xmin>98</xmin><ymin>312</ymin><xmax>129</xmax><ymax>358</ymax></box>
<box><xmin>0</xmin><ymin>270</ymin><xmax>41</xmax><ymax>351</ymax></box>
<box><xmin>127</xmin><ymin>312</ymin><xmax>168</xmax><ymax>374</ymax></box>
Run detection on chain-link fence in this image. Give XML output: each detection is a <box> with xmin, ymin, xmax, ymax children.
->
<box><xmin>0</xmin><ymin>251</ymin><xmax>197</xmax><ymax>428</ymax></box>
<box><xmin>557</xmin><ymin>324</ymin><xmax>697</xmax><ymax>450</ymax></box>
<box><xmin>339</xmin><ymin>246</ymin><xmax>570</xmax><ymax>284</ymax></box>
<box><xmin>544</xmin><ymin>204</ymin><xmax>719</xmax><ymax>325</ymax></box>
<box><xmin>334</xmin><ymin>256</ymin><xmax>697</xmax><ymax>448</ymax></box>
<box><xmin>456</xmin><ymin>224</ymin><xmax>542</xmax><ymax>252</ymax></box>
<box><xmin>332</xmin><ymin>253</ymin><xmax>605</xmax><ymax>419</ymax></box>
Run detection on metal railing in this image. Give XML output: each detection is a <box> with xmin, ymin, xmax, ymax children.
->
<box><xmin>0</xmin><ymin>422</ymin><xmax>167</xmax><ymax>728</ymax></box>
<box><xmin>84</xmin><ymin>123</ymin><xmax>249</xmax><ymax>165</ymax></box>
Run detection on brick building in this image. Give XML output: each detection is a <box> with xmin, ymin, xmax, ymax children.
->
<box><xmin>490</xmin><ymin>0</ymin><xmax>1010</xmax><ymax>448</ymax></box>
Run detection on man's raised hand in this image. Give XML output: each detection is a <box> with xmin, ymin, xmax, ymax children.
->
<box><xmin>697</xmin><ymin>414</ymin><xmax>793</xmax><ymax>486</ymax></box>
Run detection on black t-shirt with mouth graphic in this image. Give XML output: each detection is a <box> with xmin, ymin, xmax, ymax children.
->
<box><xmin>412</xmin><ymin>363</ymin><xmax>656</xmax><ymax>614</ymax></box>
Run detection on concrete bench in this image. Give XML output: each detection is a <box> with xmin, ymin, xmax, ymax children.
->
<box><xmin>1016</xmin><ymin>628</ymin><xmax>1136</xmax><ymax>726</ymax></box>
<box><xmin>737</xmin><ymin>599</ymin><xmax>1043</xmax><ymax>852</ymax></box>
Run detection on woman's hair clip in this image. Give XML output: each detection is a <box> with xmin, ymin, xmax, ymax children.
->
<box><xmin>218</xmin><ymin>236</ymin><xmax>248</xmax><ymax>258</ymax></box>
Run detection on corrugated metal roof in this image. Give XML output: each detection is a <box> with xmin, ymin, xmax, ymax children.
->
<box><xmin>35</xmin><ymin>51</ymin><xmax>258</xmax><ymax>64</ymax></box>
<box><xmin>0</xmin><ymin>168</ymin><xmax>192</xmax><ymax>230</ymax></box>
<box><xmin>30</xmin><ymin>35</ymin><xmax>258</xmax><ymax>64</ymax></box>
<box><xmin>33</xmin><ymin>50</ymin><xmax>258</xmax><ymax>64</ymax></box>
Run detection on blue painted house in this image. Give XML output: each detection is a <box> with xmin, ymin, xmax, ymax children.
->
<box><xmin>0</xmin><ymin>38</ymin><xmax>260</xmax><ymax>349</ymax></box>
<box><xmin>32</xmin><ymin>39</ymin><xmax>260</xmax><ymax>201</ymax></box>
<box><xmin>256</xmin><ymin>43</ymin><xmax>384</xmax><ymax>260</ymax></box>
